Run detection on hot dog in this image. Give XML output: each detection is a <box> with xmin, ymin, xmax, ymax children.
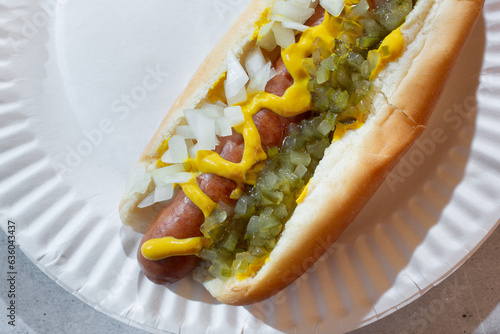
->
<box><xmin>137</xmin><ymin>8</ymin><xmax>323</xmax><ymax>286</ymax></box>
<box><xmin>120</xmin><ymin>0</ymin><xmax>484</xmax><ymax>305</ymax></box>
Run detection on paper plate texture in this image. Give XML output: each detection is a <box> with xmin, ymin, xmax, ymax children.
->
<box><xmin>0</xmin><ymin>0</ymin><xmax>499</xmax><ymax>333</ymax></box>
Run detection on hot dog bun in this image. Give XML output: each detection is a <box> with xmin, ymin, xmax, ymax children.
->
<box><xmin>119</xmin><ymin>0</ymin><xmax>484</xmax><ymax>305</ymax></box>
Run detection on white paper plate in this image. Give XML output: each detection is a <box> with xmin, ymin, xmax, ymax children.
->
<box><xmin>1</xmin><ymin>0</ymin><xmax>499</xmax><ymax>333</ymax></box>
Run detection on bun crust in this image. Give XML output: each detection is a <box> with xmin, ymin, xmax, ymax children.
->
<box><xmin>119</xmin><ymin>0</ymin><xmax>484</xmax><ymax>304</ymax></box>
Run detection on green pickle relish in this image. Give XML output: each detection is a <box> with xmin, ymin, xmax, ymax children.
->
<box><xmin>199</xmin><ymin>0</ymin><xmax>413</xmax><ymax>280</ymax></box>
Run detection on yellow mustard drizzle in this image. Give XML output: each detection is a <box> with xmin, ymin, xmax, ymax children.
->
<box><xmin>156</xmin><ymin>138</ymin><xmax>170</xmax><ymax>168</ymax></box>
<box><xmin>141</xmin><ymin>236</ymin><xmax>210</xmax><ymax>260</ymax></box>
<box><xmin>180</xmin><ymin>178</ymin><xmax>217</xmax><ymax>217</ymax></box>
<box><xmin>235</xmin><ymin>255</ymin><xmax>270</xmax><ymax>281</ymax></box>
<box><xmin>333</xmin><ymin>120</ymin><xmax>363</xmax><ymax>141</ymax></box>
<box><xmin>333</xmin><ymin>110</ymin><xmax>368</xmax><ymax>141</ymax></box>
<box><xmin>206</xmin><ymin>72</ymin><xmax>227</xmax><ymax>103</ymax></box>
<box><xmin>368</xmin><ymin>27</ymin><xmax>405</xmax><ymax>80</ymax></box>
<box><xmin>252</xmin><ymin>7</ymin><xmax>271</xmax><ymax>41</ymax></box>
<box><xmin>296</xmin><ymin>180</ymin><xmax>310</xmax><ymax>204</ymax></box>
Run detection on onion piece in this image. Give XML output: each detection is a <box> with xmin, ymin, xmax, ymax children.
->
<box><xmin>271</xmin><ymin>0</ymin><xmax>315</xmax><ymax>23</ymax></box>
<box><xmin>245</xmin><ymin>47</ymin><xmax>277</xmax><ymax>94</ymax></box>
<box><xmin>125</xmin><ymin>165</ymin><xmax>151</xmax><ymax>194</ymax></box>
<box><xmin>200</xmin><ymin>109</ymin><xmax>221</xmax><ymax>120</ymax></box>
<box><xmin>184</xmin><ymin>109</ymin><xmax>218</xmax><ymax>151</ymax></box>
<box><xmin>154</xmin><ymin>184</ymin><xmax>174</xmax><ymax>203</ymax></box>
<box><xmin>161</xmin><ymin>135</ymin><xmax>188</xmax><ymax>163</ymax></box>
<box><xmin>189</xmin><ymin>143</ymin><xmax>202</xmax><ymax>158</ymax></box>
<box><xmin>269</xmin><ymin>14</ymin><xmax>293</xmax><ymax>23</ymax></box>
<box><xmin>160</xmin><ymin>150</ymin><xmax>173</xmax><ymax>164</ymax></box>
<box><xmin>152</xmin><ymin>164</ymin><xmax>185</xmax><ymax>186</ymax></box>
<box><xmin>214</xmin><ymin>100</ymin><xmax>228</xmax><ymax>109</ymax></box>
<box><xmin>163</xmin><ymin>172</ymin><xmax>192</xmax><ymax>184</ymax></box>
<box><xmin>227</xmin><ymin>86</ymin><xmax>247</xmax><ymax>107</ymax></box>
<box><xmin>281</xmin><ymin>20</ymin><xmax>310</xmax><ymax>32</ymax></box>
<box><xmin>176</xmin><ymin>125</ymin><xmax>195</xmax><ymax>139</ymax></box>
<box><xmin>292</xmin><ymin>0</ymin><xmax>313</xmax><ymax>8</ymax></box>
<box><xmin>184</xmin><ymin>138</ymin><xmax>195</xmax><ymax>155</ymax></box>
<box><xmin>256</xmin><ymin>21</ymin><xmax>277</xmax><ymax>51</ymax></box>
<box><xmin>215</xmin><ymin>117</ymin><xmax>233</xmax><ymax>137</ymax></box>
<box><xmin>247</xmin><ymin>61</ymin><xmax>273</xmax><ymax>94</ymax></box>
<box><xmin>224</xmin><ymin>106</ymin><xmax>245</xmax><ymax>127</ymax></box>
<box><xmin>245</xmin><ymin>47</ymin><xmax>267</xmax><ymax>79</ymax></box>
<box><xmin>320</xmin><ymin>0</ymin><xmax>345</xmax><ymax>17</ymax></box>
<box><xmin>200</xmin><ymin>102</ymin><xmax>224</xmax><ymax>118</ymax></box>
<box><xmin>138</xmin><ymin>191</ymin><xmax>155</xmax><ymax>208</ymax></box>
<box><xmin>269</xmin><ymin>66</ymin><xmax>277</xmax><ymax>81</ymax></box>
<box><xmin>138</xmin><ymin>183</ymin><xmax>175</xmax><ymax>208</ymax></box>
<box><xmin>189</xmin><ymin>140</ymin><xmax>221</xmax><ymax>158</ymax></box>
<box><xmin>309</xmin><ymin>0</ymin><xmax>320</xmax><ymax>8</ymax></box>
<box><xmin>224</xmin><ymin>51</ymin><xmax>249</xmax><ymax>106</ymax></box>
<box><xmin>272</xmin><ymin>21</ymin><xmax>296</xmax><ymax>49</ymax></box>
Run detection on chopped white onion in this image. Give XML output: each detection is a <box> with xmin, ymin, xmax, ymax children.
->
<box><xmin>160</xmin><ymin>150</ymin><xmax>173</xmax><ymax>164</ymax></box>
<box><xmin>138</xmin><ymin>183</ymin><xmax>175</xmax><ymax>208</ymax></box>
<box><xmin>161</xmin><ymin>135</ymin><xmax>188</xmax><ymax>164</ymax></box>
<box><xmin>227</xmin><ymin>85</ymin><xmax>247</xmax><ymax>106</ymax></box>
<box><xmin>247</xmin><ymin>61</ymin><xmax>273</xmax><ymax>94</ymax></box>
<box><xmin>320</xmin><ymin>0</ymin><xmax>345</xmax><ymax>17</ymax></box>
<box><xmin>245</xmin><ymin>47</ymin><xmax>267</xmax><ymax>79</ymax></box>
<box><xmin>272</xmin><ymin>21</ymin><xmax>296</xmax><ymax>49</ymax></box>
<box><xmin>214</xmin><ymin>100</ymin><xmax>228</xmax><ymax>109</ymax></box>
<box><xmin>125</xmin><ymin>165</ymin><xmax>151</xmax><ymax>194</ymax></box>
<box><xmin>163</xmin><ymin>172</ymin><xmax>192</xmax><ymax>184</ymax></box>
<box><xmin>245</xmin><ymin>46</ymin><xmax>275</xmax><ymax>95</ymax></box>
<box><xmin>189</xmin><ymin>143</ymin><xmax>201</xmax><ymax>158</ymax></box>
<box><xmin>184</xmin><ymin>138</ymin><xmax>195</xmax><ymax>153</ymax></box>
<box><xmin>309</xmin><ymin>0</ymin><xmax>319</xmax><ymax>8</ymax></box>
<box><xmin>224</xmin><ymin>51</ymin><xmax>249</xmax><ymax>106</ymax></box>
<box><xmin>184</xmin><ymin>109</ymin><xmax>218</xmax><ymax>151</ymax></box>
<box><xmin>188</xmin><ymin>139</ymin><xmax>220</xmax><ymax>157</ymax></box>
<box><xmin>224</xmin><ymin>106</ymin><xmax>245</xmax><ymax>127</ymax></box>
<box><xmin>176</xmin><ymin>125</ymin><xmax>195</xmax><ymax>139</ymax></box>
<box><xmin>281</xmin><ymin>20</ymin><xmax>310</xmax><ymax>32</ymax></box>
<box><xmin>201</xmin><ymin>109</ymin><xmax>221</xmax><ymax>119</ymax></box>
<box><xmin>152</xmin><ymin>164</ymin><xmax>185</xmax><ymax>186</ymax></box>
<box><xmin>200</xmin><ymin>102</ymin><xmax>224</xmax><ymax>118</ymax></box>
<box><xmin>138</xmin><ymin>191</ymin><xmax>155</xmax><ymax>208</ymax></box>
<box><xmin>291</xmin><ymin>0</ymin><xmax>313</xmax><ymax>7</ymax></box>
<box><xmin>215</xmin><ymin>117</ymin><xmax>233</xmax><ymax>137</ymax></box>
<box><xmin>271</xmin><ymin>0</ymin><xmax>315</xmax><ymax>23</ymax></box>
<box><xmin>268</xmin><ymin>14</ymin><xmax>293</xmax><ymax>23</ymax></box>
<box><xmin>154</xmin><ymin>184</ymin><xmax>174</xmax><ymax>203</ymax></box>
<box><xmin>197</xmin><ymin>119</ymin><xmax>218</xmax><ymax>150</ymax></box>
<box><xmin>256</xmin><ymin>21</ymin><xmax>277</xmax><ymax>51</ymax></box>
